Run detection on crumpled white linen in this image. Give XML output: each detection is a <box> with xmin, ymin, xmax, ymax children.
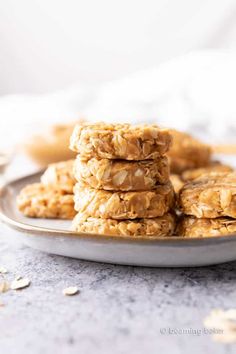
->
<box><xmin>85</xmin><ymin>50</ymin><xmax>236</xmax><ymax>143</ymax></box>
<box><xmin>1</xmin><ymin>50</ymin><xmax>236</xmax><ymax>146</ymax></box>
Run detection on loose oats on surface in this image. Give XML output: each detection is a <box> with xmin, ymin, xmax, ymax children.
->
<box><xmin>11</xmin><ymin>278</ymin><xmax>31</xmax><ymax>290</ymax></box>
<box><xmin>0</xmin><ymin>267</ymin><xmax>8</xmax><ymax>274</ymax></box>
<box><xmin>0</xmin><ymin>281</ymin><xmax>10</xmax><ymax>293</ymax></box>
<box><xmin>63</xmin><ymin>287</ymin><xmax>79</xmax><ymax>296</ymax></box>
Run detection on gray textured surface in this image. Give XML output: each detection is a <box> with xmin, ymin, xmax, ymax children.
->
<box><xmin>1</xmin><ymin>227</ymin><xmax>236</xmax><ymax>354</ymax></box>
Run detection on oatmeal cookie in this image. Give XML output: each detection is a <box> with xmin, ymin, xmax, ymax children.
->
<box><xmin>177</xmin><ymin>216</ymin><xmax>236</xmax><ymax>237</ymax></box>
<box><xmin>170</xmin><ymin>174</ymin><xmax>184</xmax><ymax>194</ymax></box>
<box><xmin>24</xmin><ymin>122</ymin><xmax>78</xmax><ymax>166</ymax></box>
<box><xmin>41</xmin><ymin>159</ymin><xmax>76</xmax><ymax>193</ymax></box>
<box><xmin>167</xmin><ymin>129</ymin><xmax>211</xmax><ymax>174</ymax></box>
<box><xmin>74</xmin><ymin>182</ymin><xmax>175</xmax><ymax>219</ymax></box>
<box><xmin>178</xmin><ymin>173</ymin><xmax>236</xmax><ymax>218</ymax></box>
<box><xmin>70</xmin><ymin>123</ymin><xmax>172</xmax><ymax>160</ymax></box>
<box><xmin>181</xmin><ymin>162</ymin><xmax>233</xmax><ymax>181</ymax></box>
<box><xmin>74</xmin><ymin>156</ymin><xmax>169</xmax><ymax>191</ymax></box>
<box><xmin>17</xmin><ymin>183</ymin><xmax>76</xmax><ymax>219</ymax></box>
<box><xmin>72</xmin><ymin>213</ymin><xmax>175</xmax><ymax>237</ymax></box>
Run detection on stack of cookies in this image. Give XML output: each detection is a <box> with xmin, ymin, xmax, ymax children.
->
<box><xmin>70</xmin><ymin>123</ymin><xmax>176</xmax><ymax>237</ymax></box>
<box><xmin>177</xmin><ymin>173</ymin><xmax>236</xmax><ymax>237</ymax></box>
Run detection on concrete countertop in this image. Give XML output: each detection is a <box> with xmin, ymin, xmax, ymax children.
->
<box><xmin>1</xmin><ymin>154</ymin><xmax>236</xmax><ymax>354</ymax></box>
<box><xmin>0</xmin><ymin>227</ymin><xmax>236</xmax><ymax>354</ymax></box>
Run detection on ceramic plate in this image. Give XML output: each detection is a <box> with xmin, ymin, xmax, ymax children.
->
<box><xmin>1</xmin><ymin>172</ymin><xmax>236</xmax><ymax>267</ymax></box>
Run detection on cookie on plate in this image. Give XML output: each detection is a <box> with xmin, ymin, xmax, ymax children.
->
<box><xmin>74</xmin><ymin>182</ymin><xmax>175</xmax><ymax>219</ymax></box>
<box><xmin>70</xmin><ymin>122</ymin><xmax>172</xmax><ymax>160</ymax></box>
<box><xmin>181</xmin><ymin>161</ymin><xmax>233</xmax><ymax>182</ymax></box>
<box><xmin>41</xmin><ymin>159</ymin><xmax>76</xmax><ymax>193</ymax></box>
<box><xmin>178</xmin><ymin>173</ymin><xmax>236</xmax><ymax>218</ymax></box>
<box><xmin>167</xmin><ymin>129</ymin><xmax>211</xmax><ymax>174</ymax></box>
<box><xmin>72</xmin><ymin>212</ymin><xmax>175</xmax><ymax>237</ymax></box>
<box><xmin>177</xmin><ymin>216</ymin><xmax>236</xmax><ymax>237</ymax></box>
<box><xmin>17</xmin><ymin>183</ymin><xmax>76</xmax><ymax>219</ymax></box>
<box><xmin>74</xmin><ymin>156</ymin><xmax>169</xmax><ymax>191</ymax></box>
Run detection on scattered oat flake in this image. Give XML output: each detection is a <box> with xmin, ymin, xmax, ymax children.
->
<box><xmin>0</xmin><ymin>300</ymin><xmax>5</xmax><ymax>307</ymax></box>
<box><xmin>63</xmin><ymin>286</ymin><xmax>79</xmax><ymax>296</ymax></box>
<box><xmin>0</xmin><ymin>281</ymin><xmax>10</xmax><ymax>293</ymax></box>
<box><xmin>11</xmin><ymin>278</ymin><xmax>30</xmax><ymax>290</ymax></box>
<box><xmin>0</xmin><ymin>267</ymin><xmax>7</xmax><ymax>274</ymax></box>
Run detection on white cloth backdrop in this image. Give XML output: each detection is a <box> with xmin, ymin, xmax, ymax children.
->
<box><xmin>1</xmin><ymin>0</ymin><xmax>236</xmax><ymax>94</ymax></box>
<box><xmin>0</xmin><ymin>0</ymin><xmax>236</xmax><ymax>143</ymax></box>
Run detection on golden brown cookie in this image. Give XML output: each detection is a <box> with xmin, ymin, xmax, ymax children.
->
<box><xmin>167</xmin><ymin>129</ymin><xmax>211</xmax><ymax>174</ymax></box>
<box><xmin>74</xmin><ymin>156</ymin><xmax>169</xmax><ymax>191</ymax></box>
<box><xmin>70</xmin><ymin>122</ymin><xmax>172</xmax><ymax>160</ymax></box>
<box><xmin>17</xmin><ymin>183</ymin><xmax>76</xmax><ymax>219</ymax></box>
<box><xmin>178</xmin><ymin>173</ymin><xmax>236</xmax><ymax>218</ymax></box>
<box><xmin>170</xmin><ymin>174</ymin><xmax>184</xmax><ymax>194</ymax></box>
<box><xmin>181</xmin><ymin>162</ymin><xmax>233</xmax><ymax>181</ymax></box>
<box><xmin>41</xmin><ymin>159</ymin><xmax>76</xmax><ymax>193</ymax></box>
<box><xmin>72</xmin><ymin>213</ymin><xmax>175</xmax><ymax>237</ymax></box>
<box><xmin>177</xmin><ymin>216</ymin><xmax>236</xmax><ymax>237</ymax></box>
<box><xmin>74</xmin><ymin>182</ymin><xmax>175</xmax><ymax>219</ymax></box>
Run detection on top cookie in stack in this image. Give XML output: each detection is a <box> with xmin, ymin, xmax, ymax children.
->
<box><xmin>70</xmin><ymin>123</ymin><xmax>172</xmax><ymax>160</ymax></box>
<box><xmin>70</xmin><ymin>122</ymin><xmax>175</xmax><ymax>237</ymax></box>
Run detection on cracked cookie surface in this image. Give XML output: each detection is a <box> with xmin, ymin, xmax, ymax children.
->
<box><xmin>74</xmin><ymin>156</ymin><xmax>169</xmax><ymax>191</ymax></box>
<box><xmin>72</xmin><ymin>213</ymin><xmax>175</xmax><ymax>237</ymax></box>
<box><xmin>74</xmin><ymin>182</ymin><xmax>175</xmax><ymax>219</ymax></box>
<box><xmin>70</xmin><ymin>123</ymin><xmax>172</xmax><ymax>160</ymax></box>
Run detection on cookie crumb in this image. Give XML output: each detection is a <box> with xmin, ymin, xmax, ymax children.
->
<box><xmin>63</xmin><ymin>286</ymin><xmax>79</xmax><ymax>296</ymax></box>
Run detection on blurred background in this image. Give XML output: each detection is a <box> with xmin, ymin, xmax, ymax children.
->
<box><xmin>0</xmin><ymin>0</ymin><xmax>236</xmax><ymax>172</ymax></box>
<box><xmin>1</xmin><ymin>0</ymin><xmax>236</xmax><ymax>94</ymax></box>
